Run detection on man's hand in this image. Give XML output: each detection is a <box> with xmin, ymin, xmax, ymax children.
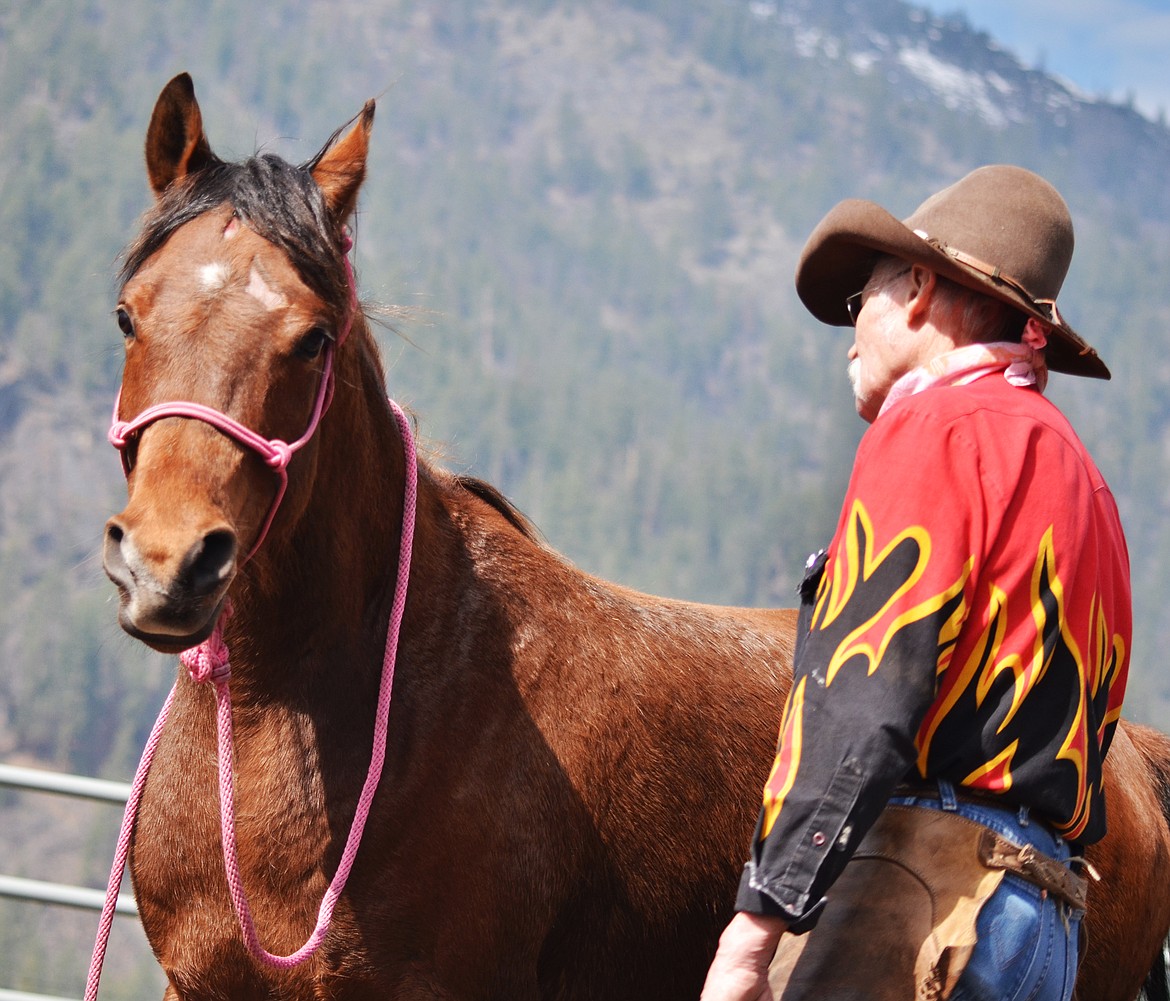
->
<box><xmin>700</xmin><ymin>911</ymin><xmax>788</xmax><ymax>1001</ymax></box>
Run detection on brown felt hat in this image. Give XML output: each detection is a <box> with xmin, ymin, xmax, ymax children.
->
<box><xmin>795</xmin><ymin>165</ymin><xmax>1109</xmax><ymax>379</ymax></box>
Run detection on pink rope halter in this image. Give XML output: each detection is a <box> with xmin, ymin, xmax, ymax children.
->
<box><xmin>86</xmin><ymin>234</ymin><xmax>418</xmax><ymax>997</ymax></box>
<box><xmin>107</xmin><ymin>235</ymin><xmax>355</xmax><ymax>562</ymax></box>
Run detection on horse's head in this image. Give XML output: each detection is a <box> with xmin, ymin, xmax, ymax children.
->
<box><xmin>103</xmin><ymin>74</ymin><xmax>375</xmax><ymax>653</ymax></box>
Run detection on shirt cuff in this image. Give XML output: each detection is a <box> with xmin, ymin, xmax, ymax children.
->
<box><xmin>733</xmin><ymin>862</ymin><xmax>826</xmax><ymax>933</ymax></box>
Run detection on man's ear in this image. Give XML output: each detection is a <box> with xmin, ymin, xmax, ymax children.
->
<box><xmin>904</xmin><ymin>265</ymin><xmax>937</xmax><ymax>325</ymax></box>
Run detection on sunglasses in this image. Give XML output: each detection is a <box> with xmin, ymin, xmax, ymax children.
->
<box><xmin>845</xmin><ymin>267</ymin><xmax>912</xmax><ymax>326</ymax></box>
<box><xmin>845</xmin><ymin>290</ymin><xmax>865</xmax><ymax>326</ymax></box>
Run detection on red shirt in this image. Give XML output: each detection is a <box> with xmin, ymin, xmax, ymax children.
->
<box><xmin>737</xmin><ymin>374</ymin><xmax>1131</xmax><ymax>923</ymax></box>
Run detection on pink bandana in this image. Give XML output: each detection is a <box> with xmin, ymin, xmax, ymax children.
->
<box><xmin>879</xmin><ymin>320</ymin><xmax>1049</xmax><ymax>418</ymax></box>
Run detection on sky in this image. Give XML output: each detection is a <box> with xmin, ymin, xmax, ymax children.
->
<box><xmin>922</xmin><ymin>0</ymin><xmax>1170</xmax><ymax>120</ymax></box>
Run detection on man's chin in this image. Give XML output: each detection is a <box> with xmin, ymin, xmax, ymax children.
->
<box><xmin>851</xmin><ymin>392</ymin><xmax>880</xmax><ymax>424</ymax></box>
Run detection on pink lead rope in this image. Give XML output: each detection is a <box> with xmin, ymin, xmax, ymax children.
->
<box><xmin>86</xmin><ymin>238</ymin><xmax>418</xmax><ymax>996</ymax></box>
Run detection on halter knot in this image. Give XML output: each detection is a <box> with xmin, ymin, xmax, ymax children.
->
<box><xmin>180</xmin><ymin>603</ymin><xmax>233</xmax><ymax>685</ymax></box>
<box><xmin>266</xmin><ymin>441</ymin><xmax>294</xmax><ymax>469</ymax></box>
<box><xmin>181</xmin><ymin>635</ymin><xmax>231</xmax><ymax>685</ymax></box>
<box><xmin>107</xmin><ymin>423</ymin><xmax>130</xmax><ymax>449</ymax></box>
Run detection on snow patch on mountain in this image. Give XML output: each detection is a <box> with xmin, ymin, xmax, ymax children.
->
<box><xmin>896</xmin><ymin>44</ymin><xmax>1025</xmax><ymax>127</ymax></box>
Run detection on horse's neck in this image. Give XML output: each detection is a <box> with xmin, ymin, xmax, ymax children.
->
<box><xmin>215</xmin><ymin>328</ymin><xmax>548</xmax><ymax>715</ymax></box>
<box><xmin>223</xmin><ymin>341</ymin><xmax>410</xmax><ymax>697</ymax></box>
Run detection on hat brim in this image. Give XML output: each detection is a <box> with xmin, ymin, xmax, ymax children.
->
<box><xmin>795</xmin><ymin>199</ymin><xmax>1110</xmax><ymax>379</ymax></box>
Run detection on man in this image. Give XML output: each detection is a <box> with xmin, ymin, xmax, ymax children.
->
<box><xmin>703</xmin><ymin>165</ymin><xmax>1131</xmax><ymax>1001</ymax></box>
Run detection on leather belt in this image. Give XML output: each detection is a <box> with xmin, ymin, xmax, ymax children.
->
<box><xmin>892</xmin><ymin>779</ymin><xmax>1017</xmax><ymax>810</ymax></box>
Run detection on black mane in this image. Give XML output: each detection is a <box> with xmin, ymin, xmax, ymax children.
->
<box><xmin>455</xmin><ymin>475</ymin><xmax>539</xmax><ymax>541</ymax></box>
<box><xmin>119</xmin><ymin>150</ymin><xmax>349</xmax><ymax>314</ymax></box>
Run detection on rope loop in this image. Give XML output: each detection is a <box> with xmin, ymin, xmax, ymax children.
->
<box><xmin>266</xmin><ymin>441</ymin><xmax>294</xmax><ymax>470</ymax></box>
<box><xmin>88</xmin><ymin>400</ymin><xmax>417</xmax><ymax>994</ymax></box>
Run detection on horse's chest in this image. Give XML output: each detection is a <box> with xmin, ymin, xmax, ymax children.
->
<box><xmin>130</xmin><ymin>707</ymin><xmax>345</xmax><ymax>983</ymax></box>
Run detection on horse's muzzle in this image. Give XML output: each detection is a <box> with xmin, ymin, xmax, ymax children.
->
<box><xmin>103</xmin><ymin>518</ymin><xmax>237</xmax><ymax>652</ymax></box>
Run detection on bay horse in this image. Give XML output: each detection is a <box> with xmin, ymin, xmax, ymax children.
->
<box><xmin>101</xmin><ymin>73</ymin><xmax>1170</xmax><ymax>1001</ymax></box>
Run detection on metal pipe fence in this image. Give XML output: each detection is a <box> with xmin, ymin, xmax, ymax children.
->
<box><xmin>0</xmin><ymin>991</ymin><xmax>81</xmax><ymax>1001</ymax></box>
<box><xmin>0</xmin><ymin>764</ymin><xmax>131</xmax><ymax>804</ymax></box>
<box><xmin>0</xmin><ymin>763</ymin><xmax>136</xmax><ymax>1001</ymax></box>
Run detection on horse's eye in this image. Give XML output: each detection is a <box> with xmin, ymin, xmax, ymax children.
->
<box><xmin>115</xmin><ymin>307</ymin><xmax>135</xmax><ymax>338</ymax></box>
<box><xmin>295</xmin><ymin>326</ymin><xmax>332</xmax><ymax>361</ymax></box>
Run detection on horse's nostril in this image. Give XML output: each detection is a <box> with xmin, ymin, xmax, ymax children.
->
<box><xmin>182</xmin><ymin>529</ymin><xmax>238</xmax><ymax>596</ymax></box>
<box><xmin>103</xmin><ymin>520</ymin><xmax>132</xmax><ymax>591</ymax></box>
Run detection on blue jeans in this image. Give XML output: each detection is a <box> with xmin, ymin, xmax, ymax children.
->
<box><xmin>890</xmin><ymin>783</ymin><xmax>1083</xmax><ymax>1001</ymax></box>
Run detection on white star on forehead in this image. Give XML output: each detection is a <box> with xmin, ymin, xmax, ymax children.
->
<box><xmin>198</xmin><ymin>261</ymin><xmax>230</xmax><ymax>293</ymax></box>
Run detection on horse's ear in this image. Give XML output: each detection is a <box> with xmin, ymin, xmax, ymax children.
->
<box><xmin>312</xmin><ymin>101</ymin><xmax>376</xmax><ymax>223</ymax></box>
<box><xmin>145</xmin><ymin>73</ymin><xmax>216</xmax><ymax>198</ymax></box>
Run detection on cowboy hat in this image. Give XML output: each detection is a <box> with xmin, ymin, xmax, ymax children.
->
<box><xmin>794</xmin><ymin>165</ymin><xmax>1108</xmax><ymax>379</ymax></box>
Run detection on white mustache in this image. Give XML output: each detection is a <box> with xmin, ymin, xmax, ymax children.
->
<box><xmin>848</xmin><ymin>357</ymin><xmax>862</xmax><ymax>396</ymax></box>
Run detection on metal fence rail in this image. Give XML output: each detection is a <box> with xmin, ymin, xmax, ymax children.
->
<box><xmin>0</xmin><ymin>764</ymin><xmax>131</xmax><ymax>804</ymax></box>
<box><xmin>0</xmin><ymin>874</ymin><xmax>137</xmax><ymax>916</ymax></box>
<box><xmin>0</xmin><ymin>762</ymin><xmax>136</xmax><ymax>1001</ymax></box>
<box><xmin>0</xmin><ymin>991</ymin><xmax>80</xmax><ymax>1001</ymax></box>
